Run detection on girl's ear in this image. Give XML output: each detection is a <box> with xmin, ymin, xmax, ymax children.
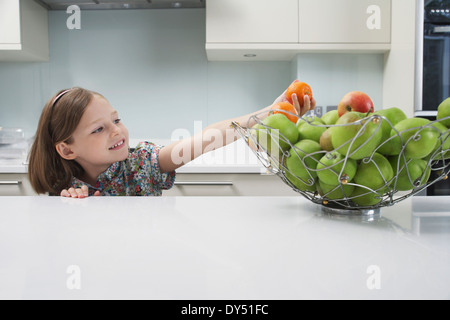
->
<box><xmin>55</xmin><ymin>142</ymin><xmax>76</xmax><ymax>160</ymax></box>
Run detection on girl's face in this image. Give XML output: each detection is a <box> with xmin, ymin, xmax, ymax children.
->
<box><xmin>59</xmin><ymin>95</ymin><xmax>129</xmax><ymax>173</ymax></box>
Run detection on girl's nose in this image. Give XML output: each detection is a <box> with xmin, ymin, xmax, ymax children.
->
<box><xmin>111</xmin><ymin>124</ymin><xmax>121</xmax><ymax>137</ymax></box>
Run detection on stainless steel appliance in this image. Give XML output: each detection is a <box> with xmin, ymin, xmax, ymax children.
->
<box><xmin>415</xmin><ymin>112</ymin><xmax>450</xmax><ymax>196</ymax></box>
<box><xmin>416</xmin><ymin>0</ymin><xmax>450</xmax><ymax>116</ymax></box>
<box><xmin>426</xmin><ymin>167</ymin><xmax>450</xmax><ymax>195</ymax></box>
<box><xmin>414</xmin><ymin>0</ymin><xmax>450</xmax><ymax>196</ymax></box>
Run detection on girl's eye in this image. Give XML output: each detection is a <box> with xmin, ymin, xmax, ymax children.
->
<box><xmin>114</xmin><ymin>118</ymin><xmax>121</xmax><ymax>124</ymax></box>
<box><xmin>92</xmin><ymin>127</ymin><xmax>103</xmax><ymax>134</ymax></box>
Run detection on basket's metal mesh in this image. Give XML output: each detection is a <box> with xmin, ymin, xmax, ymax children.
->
<box><xmin>232</xmin><ymin>110</ymin><xmax>450</xmax><ymax>211</ymax></box>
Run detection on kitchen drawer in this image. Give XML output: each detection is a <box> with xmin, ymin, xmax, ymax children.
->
<box><xmin>163</xmin><ymin>173</ymin><xmax>298</xmax><ymax>197</ymax></box>
<box><xmin>0</xmin><ymin>173</ymin><xmax>37</xmax><ymax>196</ymax></box>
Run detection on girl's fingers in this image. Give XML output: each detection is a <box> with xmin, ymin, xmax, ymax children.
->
<box><xmin>81</xmin><ymin>185</ymin><xmax>89</xmax><ymax>197</ymax></box>
<box><xmin>75</xmin><ymin>188</ymin><xmax>85</xmax><ymax>198</ymax></box>
<box><xmin>67</xmin><ymin>187</ymin><xmax>84</xmax><ymax>198</ymax></box>
<box><xmin>66</xmin><ymin>188</ymin><xmax>76</xmax><ymax>198</ymax></box>
<box><xmin>60</xmin><ymin>186</ymin><xmax>96</xmax><ymax>198</ymax></box>
<box><xmin>310</xmin><ymin>97</ymin><xmax>317</xmax><ymax>110</ymax></box>
<box><xmin>291</xmin><ymin>93</ymin><xmax>301</xmax><ymax>115</ymax></box>
<box><xmin>69</xmin><ymin>188</ymin><xmax>76</xmax><ymax>197</ymax></box>
<box><xmin>300</xmin><ymin>95</ymin><xmax>311</xmax><ymax>117</ymax></box>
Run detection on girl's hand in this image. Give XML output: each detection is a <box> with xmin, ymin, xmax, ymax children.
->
<box><xmin>295</xmin><ymin>94</ymin><xmax>317</xmax><ymax>118</ymax></box>
<box><xmin>60</xmin><ymin>185</ymin><xmax>100</xmax><ymax>198</ymax></box>
<box><xmin>271</xmin><ymin>80</ymin><xmax>317</xmax><ymax>117</ymax></box>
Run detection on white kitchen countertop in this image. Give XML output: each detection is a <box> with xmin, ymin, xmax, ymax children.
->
<box><xmin>0</xmin><ymin>138</ymin><xmax>266</xmax><ymax>174</ymax></box>
<box><xmin>0</xmin><ymin>195</ymin><xmax>449</xmax><ymax>300</ymax></box>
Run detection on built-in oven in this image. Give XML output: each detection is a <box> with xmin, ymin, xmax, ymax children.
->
<box><xmin>415</xmin><ymin>114</ymin><xmax>450</xmax><ymax>196</ymax></box>
<box><xmin>415</xmin><ymin>0</ymin><xmax>450</xmax><ymax>196</ymax></box>
<box><xmin>416</xmin><ymin>0</ymin><xmax>450</xmax><ymax>116</ymax></box>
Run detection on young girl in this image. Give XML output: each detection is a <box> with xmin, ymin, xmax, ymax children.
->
<box><xmin>28</xmin><ymin>82</ymin><xmax>315</xmax><ymax>198</ymax></box>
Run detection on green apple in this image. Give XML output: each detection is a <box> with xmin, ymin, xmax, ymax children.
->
<box><xmin>316</xmin><ymin>151</ymin><xmax>357</xmax><ymax>186</ymax></box>
<box><xmin>297</xmin><ymin>115</ymin><xmax>323</xmax><ymax>129</ymax></box>
<box><xmin>250</xmin><ymin>123</ymin><xmax>280</xmax><ymax>155</ymax></box>
<box><xmin>350</xmin><ymin>186</ymin><xmax>384</xmax><ymax>207</ymax></box>
<box><xmin>354</xmin><ymin>153</ymin><xmax>394</xmax><ymax>190</ymax></box>
<box><xmin>286</xmin><ymin>139</ymin><xmax>323</xmax><ymax>179</ymax></box>
<box><xmin>374</xmin><ymin>107</ymin><xmax>407</xmax><ymax>155</ymax></box>
<box><xmin>331</xmin><ymin>112</ymin><xmax>382</xmax><ymax>160</ymax></box>
<box><xmin>284</xmin><ymin>172</ymin><xmax>318</xmax><ymax>192</ymax></box>
<box><xmin>389</xmin><ymin>118</ymin><xmax>440</xmax><ymax>159</ymax></box>
<box><xmin>253</xmin><ymin>114</ymin><xmax>299</xmax><ymax>153</ymax></box>
<box><xmin>429</xmin><ymin>121</ymin><xmax>450</xmax><ymax>160</ymax></box>
<box><xmin>285</xmin><ymin>139</ymin><xmax>323</xmax><ymax>191</ymax></box>
<box><xmin>321</xmin><ymin>110</ymin><xmax>339</xmax><ymax>125</ymax></box>
<box><xmin>437</xmin><ymin>97</ymin><xmax>450</xmax><ymax>128</ymax></box>
<box><xmin>318</xmin><ymin>180</ymin><xmax>355</xmax><ymax>200</ymax></box>
<box><xmin>389</xmin><ymin>155</ymin><xmax>431</xmax><ymax>191</ymax></box>
<box><xmin>250</xmin><ymin>123</ymin><xmax>285</xmax><ymax>165</ymax></box>
<box><xmin>319</xmin><ymin>128</ymin><xmax>334</xmax><ymax>152</ymax></box>
<box><xmin>297</xmin><ymin>119</ymin><xmax>327</xmax><ymax>143</ymax></box>
<box><xmin>263</xmin><ymin>114</ymin><xmax>299</xmax><ymax>149</ymax></box>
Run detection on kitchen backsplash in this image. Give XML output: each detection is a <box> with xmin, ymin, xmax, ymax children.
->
<box><xmin>0</xmin><ymin>8</ymin><xmax>383</xmax><ymax>141</ymax></box>
<box><xmin>292</xmin><ymin>53</ymin><xmax>383</xmax><ymax>110</ymax></box>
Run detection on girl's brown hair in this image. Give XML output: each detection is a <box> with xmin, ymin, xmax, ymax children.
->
<box><xmin>28</xmin><ymin>87</ymin><xmax>103</xmax><ymax>195</ymax></box>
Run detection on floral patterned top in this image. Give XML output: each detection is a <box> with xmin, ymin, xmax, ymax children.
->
<box><xmin>70</xmin><ymin>142</ymin><xmax>176</xmax><ymax>196</ymax></box>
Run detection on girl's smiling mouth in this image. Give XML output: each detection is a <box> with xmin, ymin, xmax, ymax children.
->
<box><xmin>109</xmin><ymin>139</ymin><xmax>126</xmax><ymax>151</ymax></box>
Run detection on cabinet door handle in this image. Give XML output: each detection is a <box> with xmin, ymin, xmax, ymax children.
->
<box><xmin>174</xmin><ymin>181</ymin><xmax>233</xmax><ymax>186</ymax></box>
<box><xmin>0</xmin><ymin>180</ymin><xmax>22</xmax><ymax>186</ymax></box>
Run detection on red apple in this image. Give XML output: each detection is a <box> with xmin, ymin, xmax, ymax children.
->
<box><xmin>337</xmin><ymin>91</ymin><xmax>374</xmax><ymax>117</ymax></box>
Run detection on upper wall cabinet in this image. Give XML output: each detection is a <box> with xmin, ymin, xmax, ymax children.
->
<box><xmin>299</xmin><ymin>0</ymin><xmax>391</xmax><ymax>44</ymax></box>
<box><xmin>206</xmin><ymin>0</ymin><xmax>300</xmax><ymax>61</ymax></box>
<box><xmin>0</xmin><ymin>0</ymin><xmax>21</xmax><ymax>48</ymax></box>
<box><xmin>0</xmin><ymin>0</ymin><xmax>49</xmax><ymax>62</ymax></box>
<box><xmin>205</xmin><ymin>0</ymin><xmax>391</xmax><ymax>61</ymax></box>
<box><xmin>206</xmin><ymin>0</ymin><xmax>299</xmax><ymax>44</ymax></box>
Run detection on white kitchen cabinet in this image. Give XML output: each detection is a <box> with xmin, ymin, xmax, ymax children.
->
<box><xmin>0</xmin><ymin>173</ymin><xmax>297</xmax><ymax>197</ymax></box>
<box><xmin>298</xmin><ymin>0</ymin><xmax>391</xmax><ymax>44</ymax></box>
<box><xmin>163</xmin><ymin>173</ymin><xmax>298</xmax><ymax>196</ymax></box>
<box><xmin>0</xmin><ymin>0</ymin><xmax>49</xmax><ymax>61</ymax></box>
<box><xmin>206</xmin><ymin>0</ymin><xmax>391</xmax><ymax>61</ymax></box>
<box><xmin>0</xmin><ymin>0</ymin><xmax>21</xmax><ymax>48</ymax></box>
<box><xmin>206</xmin><ymin>0</ymin><xmax>298</xmax><ymax>44</ymax></box>
<box><xmin>206</xmin><ymin>0</ymin><xmax>300</xmax><ymax>61</ymax></box>
<box><xmin>0</xmin><ymin>173</ymin><xmax>37</xmax><ymax>196</ymax></box>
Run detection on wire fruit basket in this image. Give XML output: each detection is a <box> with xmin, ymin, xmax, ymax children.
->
<box><xmin>232</xmin><ymin>110</ymin><xmax>450</xmax><ymax>215</ymax></box>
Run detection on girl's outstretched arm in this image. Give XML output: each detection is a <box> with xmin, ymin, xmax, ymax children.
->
<box><xmin>159</xmin><ymin>88</ymin><xmax>316</xmax><ymax>174</ymax></box>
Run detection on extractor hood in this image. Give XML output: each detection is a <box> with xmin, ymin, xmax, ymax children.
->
<box><xmin>35</xmin><ymin>0</ymin><xmax>205</xmax><ymax>10</ymax></box>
